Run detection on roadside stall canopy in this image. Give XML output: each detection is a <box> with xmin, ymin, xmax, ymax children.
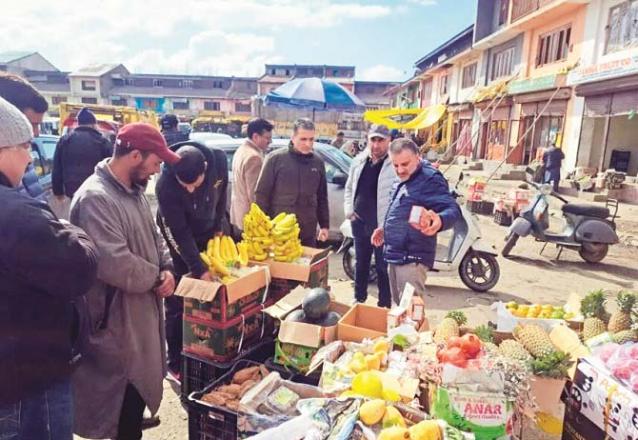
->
<box><xmin>363</xmin><ymin>105</ymin><xmax>446</xmax><ymax>130</ymax></box>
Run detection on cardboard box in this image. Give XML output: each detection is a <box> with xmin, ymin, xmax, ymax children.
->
<box><xmin>565</xmin><ymin>357</ymin><xmax>638</xmax><ymax>439</ymax></box>
<box><xmin>430</xmin><ymin>385</ymin><xmax>517</xmax><ymax>440</ymax></box>
<box><xmin>182</xmin><ymin>303</ymin><xmax>274</xmax><ymax>361</ymax></box>
<box><xmin>261</xmin><ymin>247</ymin><xmax>330</xmax><ymax>284</ymax></box>
<box><xmin>338</xmin><ymin>303</ymin><xmax>388</xmax><ymax>342</ymax></box>
<box><xmin>264</xmin><ymin>286</ymin><xmax>350</xmax><ymax>372</ymax></box>
<box><xmin>175</xmin><ymin>266</ymin><xmax>269</xmax><ymax>322</ymax></box>
<box><xmin>561</xmin><ymin>391</ymin><xmax>606</xmax><ymax>440</ymax></box>
<box><xmin>519</xmin><ymin>377</ymin><xmax>566</xmax><ymax>439</ymax></box>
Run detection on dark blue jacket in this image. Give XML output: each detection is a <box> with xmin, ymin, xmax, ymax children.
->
<box><xmin>383</xmin><ymin>160</ymin><xmax>461</xmax><ymax>268</ymax></box>
<box><xmin>0</xmin><ymin>172</ymin><xmax>98</xmax><ymax>404</ymax></box>
<box><xmin>542</xmin><ymin>146</ymin><xmax>564</xmax><ymax>171</ymax></box>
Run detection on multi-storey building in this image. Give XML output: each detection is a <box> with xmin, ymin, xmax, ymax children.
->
<box><xmin>568</xmin><ymin>0</ymin><xmax>638</xmax><ymax>177</ymax></box>
<box><xmin>257</xmin><ymin>64</ymin><xmax>356</xmax><ymax>96</ymax></box>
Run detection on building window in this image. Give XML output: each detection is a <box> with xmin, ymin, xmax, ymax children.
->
<box><xmin>212</xmin><ymin>81</ymin><xmax>224</xmax><ymax>88</ymax></box>
<box><xmin>235</xmin><ymin>102</ymin><xmax>251</xmax><ymax>113</ymax></box>
<box><xmin>81</xmin><ymin>80</ymin><xmax>96</xmax><ymax>91</ymax></box>
<box><xmin>173</xmin><ymin>101</ymin><xmax>189</xmax><ymax>110</ymax></box>
<box><xmin>179</xmin><ymin>80</ymin><xmax>193</xmax><ymax>88</ymax></box>
<box><xmin>111</xmin><ymin>98</ymin><xmax>127</xmax><ymax>106</ymax></box>
<box><xmin>51</xmin><ymin>96</ymin><xmax>67</xmax><ymax>105</ymax></box>
<box><xmin>498</xmin><ymin>0</ymin><xmax>509</xmax><ymax>26</ymax></box>
<box><xmin>461</xmin><ymin>63</ymin><xmax>477</xmax><ymax>89</ymax></box>
<box><xmin>537</xmin><ymin>26</ymin><xmax>571</xmax><ymax>66</ymax></box>
<box><xmin>491</xmin><ymin>47</ymin><xmax>515</xmax><ymax>81</ymax></box>
<box><xmin>152</xmin><ymin>79</ymin><xmax>163</xmax><ymax>87</ymax></box>
<box><xmin>125</xmin><ymin>78</ymin><xmax>135</xmax><ymax>86</ymax></box>
<box><xmin>606</xmin><ymin>0</ymin><xmax>638</xmax><ymax>54</ymax></box>
<box><xmin>204</xmin><ymin>101</ymin><xmax>220</xmax><ymax>111</ymax></box>
<box><xmin>81</xmin><ymin>97</ymin><xmax>97</xmax><ymax>104</ymax></box>
<box><xmin>439</xmin><ymin>74</ymin><xmax>449</xmax><ymax>95</ymax></box>
<box><xmin>333</xmin><ymin>69</ymin><xmax>339</xmax><ymax>76</ymax></box>
<box><xmin>285</xmin><ymin>69</ymin><xmax>290</xmax><ymax>76</ymax></box>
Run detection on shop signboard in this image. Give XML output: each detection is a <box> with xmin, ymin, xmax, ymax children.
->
<box><xmin>508</xmin><ymin>74</ymin><xmax>559</xmax><ymax>94</ymax></box>
<box><xmin>567</xmin><ymin>54</ymin><xmax>638</xmax><ymax>85</ymax></box>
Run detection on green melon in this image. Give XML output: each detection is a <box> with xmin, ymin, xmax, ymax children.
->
<box><xmin>315</xmin><ymin>311</ymin><xmax>341</xmax><ymax>327</ymax></box>
<box><xmin>302</xmin><ymin>287</ymin><xmax>331</xmax><ymax>320</ymax></box>
<box><xmin>285</xmin><ymin>309</ymin><xmax>308</xmax><ymax>322</ymax></box>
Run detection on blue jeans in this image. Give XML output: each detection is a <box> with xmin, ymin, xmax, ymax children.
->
<box><xmin>351</xmin><ymin>218</ymin><xmax>391</xmax><ymax>307</ymax></box>
<box><xmin>0</xmin><ymin>378</ymin><xmax>73</xmax><ymax>440</ymax></box>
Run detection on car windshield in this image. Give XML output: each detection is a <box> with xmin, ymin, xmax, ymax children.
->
<box><xmin>38</xmin><ymin>139</ymin><xmax>57</xmax><ymax>159</ymax></box>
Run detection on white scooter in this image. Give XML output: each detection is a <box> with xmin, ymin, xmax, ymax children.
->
<box><xmin>337</xmin><ymin>174</ymin><xmax>500</xmax><ymax>292</ymax></box>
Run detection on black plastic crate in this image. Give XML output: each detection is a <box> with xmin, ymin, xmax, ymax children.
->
<box><xmin>466</xmin><ymin>200</ymin><xmax>495</xmax><ymax>215</ymax></box>
<box><xmin>187</xmin><ymin>359</ymin><xmax>293</xmax><ymax>440</ymax></box>
<box><xmin>263</xmin><ymin>357</ymin><xmax>321</xmax><ymax>386</ymax></box>
<box><xmin>181</xmin><ymin>338</ymin><xmax>274</xmax><ymax>401</ymax></box>
<box><xmin>493</xmin><ymin>209</ymin><xmax>512</xmax><ymax>226</ymax></box>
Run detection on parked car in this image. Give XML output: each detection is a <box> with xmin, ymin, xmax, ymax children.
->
<box><xmin>30</xmin><ymin>134</ymin><xmax>59</xmax><ymax>198</ymax></box>
<box><xmin>202</xmin><ymin>138</ymin><xmax>351</xmax><ymax>241</ymax></box>
<box><xmin>190</xmin><ymin>132</ymin><xmax>233</xmax><ymax>142</ymax></box>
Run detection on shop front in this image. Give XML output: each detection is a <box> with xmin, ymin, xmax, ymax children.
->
<box><xmin>475</xmin><ymin>98</ymin><xmax>512</xmax><ymax>161</ymax></box>
<box><xmin>570</xmin><ymin>57</ymin><xmax>638</xmax><ymax>176</ymax></box>
<box><xmin>507</xmin><ymin>74</ymin><xmax>571</xmax><ymax>165</ymax></box>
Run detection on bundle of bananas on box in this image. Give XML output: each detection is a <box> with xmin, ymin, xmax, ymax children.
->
<box><xmin>199</xmin><ymin>235</ymin><xmax>249</xmax><ymax>284</ymax></box>
<box><xmin>241</xmin><ymin>203</ymin><xmax>274</xmax><ymax>261</ymax></box>
<box><xmin>271</xmin><ymin>212</ymin><xmax>303</xmax><ymax>262</ymax></box>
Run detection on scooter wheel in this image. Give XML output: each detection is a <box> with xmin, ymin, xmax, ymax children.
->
<box><xmin>342</xmin><ymin>243</ymin><xmax>378</xmax><ymax>283</ymax></box>
<box><xmin>459</xmin><ymin>251</ymin><xmax>500</xmax><ymax>292</ymax></box>
<box><xmin>579</xmin><ymin>243</ymin><xmax>609</xmax><ymax>263</ymax></box>
<box><xmin>502</xmin><ymin>233</ymin><xmax>519</xmax><ymax>257</ymax></box>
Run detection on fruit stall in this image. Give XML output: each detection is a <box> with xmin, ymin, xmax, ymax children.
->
<box><xmin>178</xmin><ymin>203</ymin><xmax>638</xmax><ymax>439</ymax></box>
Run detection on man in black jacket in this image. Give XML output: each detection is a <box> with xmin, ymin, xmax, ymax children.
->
<box><xmin>155</xmin><ymin>142</ymin><xmax>228</xmax><ymax>379</ymax></box>
<box><xmin>255</xmin><ymin>118</ymin><xmax>329</xmax><ymax>246</ymax></box>
<box><xmin>161</xmin><ymin>113</ymin><xmax>189</xmax><ymax>146</ymax></box>
<box><xmin>0</xmin><ymin>97</ymin><xmax>98</xmax><ymax>438</ymax></box>
<box><xmin>52</xmin><ymin>107</ymin><xmax>113</xmax><ymax>202</ymax></box>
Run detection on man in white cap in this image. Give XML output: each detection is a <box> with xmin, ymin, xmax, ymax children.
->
<box><xmin>0</xmin><ymin>96</ymin><xmax>98</xmax><ymax>439</ymax></box>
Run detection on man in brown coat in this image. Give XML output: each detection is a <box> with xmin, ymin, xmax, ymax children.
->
<box><xmin>230</xmin><ymin>118</ymin><xmax>273</xmax><ymax>228</ymax></box>
<box><xmin>255</xmin><ymin>118</ymin><xmax>329</xmax><ymax>247</ymax></box>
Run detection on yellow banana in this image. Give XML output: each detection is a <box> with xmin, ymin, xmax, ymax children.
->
<box><xmin>226</xmin><ymin>236</ymin><xmax>239</xmax><ymax>261</ymax></box>
<box><xmin>212</xmin><ymin>236</ymin><xmax>222</xmax><ymax>261</ymax></box>
<box><xmin>210</xmin><ymin>256</ymin><xmax>230</xmax><ymax>277</ymax></box>
<box><xmin>237</xmin><ymin>242</ymin><xmax>249</xmax><ymax>266</ymax></box>
<box><xmin>200</xmin><ymin>252</ymin><xmax>212</xmax><ymax>267</ymax></box>
<box><xmin>271</xmin><ymin>212</ymin><xmax>286</xmax><ymax>225</ymax></box>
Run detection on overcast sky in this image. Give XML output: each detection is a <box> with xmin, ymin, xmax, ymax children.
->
<box><xmin>2</xmin><ymin>0</ymin><xmax>477</xmax><ymax>81</ymax></box>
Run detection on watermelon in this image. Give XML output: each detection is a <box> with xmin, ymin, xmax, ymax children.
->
<box><xmin>315</xmin><ymin>311</ymin><xmax>341</xmax><ymax>327</ymax></box>
<box><xmin>285</xmin><ymin>309</ymin><xmax>308</xmax><ymax>322</ymax></box>
<box><xmin>302</xmin><ymin>287</ymin><xmax>331</xmax><ymax>320</ymax></box>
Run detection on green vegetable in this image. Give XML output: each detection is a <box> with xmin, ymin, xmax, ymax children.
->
<box><xmin>530</xmin><ymin>351</ymin><xmax>573</xmax><ymax>379</ymax></box>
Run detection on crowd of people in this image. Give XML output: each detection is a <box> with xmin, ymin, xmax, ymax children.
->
<box><xmin>0</xmin><ymin>71</ymin><xmax>460</xmax><ymax>440</ymax></box>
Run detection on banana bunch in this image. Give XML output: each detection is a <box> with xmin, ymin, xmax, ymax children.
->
<box><xmin>199</xmin><ymin>234</ymin><xmax>249</xmax><ymax>284</ymax></box>
<box><xmin>271</xmin><ymin>213</ymin><xmax>303</xmax><ymax>262</ymax></box>
<box><xmin>241</xmin><ymin>203</ymin><xmax>273</xmax><ymax>261</ymax></box>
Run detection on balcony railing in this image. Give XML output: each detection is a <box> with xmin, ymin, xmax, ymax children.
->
<box><xmin>511</xmin><ymin>0</ymin><xmax>555</xmax><ymax>22</ymax></box>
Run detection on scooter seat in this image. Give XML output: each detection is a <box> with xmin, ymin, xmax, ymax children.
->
<box><xmin>562</xmin><ymin>203</ymin><xmax>609</xmax><ymax>218</ymax></box>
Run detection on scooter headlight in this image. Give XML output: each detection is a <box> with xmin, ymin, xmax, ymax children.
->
<box><xmin>539</xmin><ymin>184</ymin><xmax>553</xmax><ymax>196</ymax></box>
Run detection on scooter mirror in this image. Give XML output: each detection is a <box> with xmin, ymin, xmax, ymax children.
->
<box><xmin>525</xmin><ymin>167</ymin><xmax>534</xmax><ymax>181</ymax></box>
<box><xmin>458</xmin><ymin>172</ymin><xmax>464</xmax><ymax>182</ymax></box>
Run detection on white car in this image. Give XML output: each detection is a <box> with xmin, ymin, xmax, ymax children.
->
<box><xmin>202</xmin><ymin>138</ymin><xmax>352</xmax><ymax>241</ymax></box>
<box><xmin>189</xmin><ymin>132</ymin><xmax>233</xmax><ymax>142</ymax></box>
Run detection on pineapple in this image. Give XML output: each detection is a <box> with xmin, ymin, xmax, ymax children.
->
<box><xmin>499</xmin><ymin>339</ymin><xmax>532</xmax><ymax>362</ymax></box>
<box><xmin>581</xmin><ymin>290</ymin><xmax>609</xmax><ymax>341</ymax></box>
<box><xmin>612</xmin><ymin>330</ymin><xmax>638</xmax><ymax>344</ymax></box>
<box><xmin>483</xmin><ymin>342</ymin><xmax>499</xmax><ymax>354</ymax></box>
<box><xmin>608</xmin><ymin>292</ymin><xmax>637</xmax><ymax>333</ymax></box>
<box><xmin>434</xmin><ymin>311</ymin><xmax>467</xmax><ymax>344</ymax></box>
<box><xmin>474</xmin><ymin>324</ymin><xmax>495</xmax><ymax>343</ymax></box>
<box><xmin>513</xmin><ymin>324</ymin><xmax>556</xmax><ymax>358</ymax></box>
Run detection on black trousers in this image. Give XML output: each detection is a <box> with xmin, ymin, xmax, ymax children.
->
<box><xmin>116</xmin><ymin>384</ymin><xmax>146</xmax><ymax>440</ymax></box>
<box><xmin>351</xmin><ymin>218</ymin><xmax>391</xmax><ymax>308</ymax></box>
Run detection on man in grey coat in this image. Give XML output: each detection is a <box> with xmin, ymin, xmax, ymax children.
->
<box><xmin>344</xmin><ymin>124</ymin><xmax>396</xmax><ymax>307</ymax></box>
<box><xmin>70</xmin><ymin>123</ymin><xmax>179</xmax><ymax>440</ymax></box>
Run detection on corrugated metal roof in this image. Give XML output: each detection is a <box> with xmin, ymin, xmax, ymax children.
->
<box><xmin>0</xmin><ymin>51</ymin><xmax>35</xmax><ymax>63</ymax></box>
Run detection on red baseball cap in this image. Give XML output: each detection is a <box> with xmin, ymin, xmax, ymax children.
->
<box><xmin>115</xmin><ymin>122</ymin><xmax>180</xmax><ymax>165</ymax></box>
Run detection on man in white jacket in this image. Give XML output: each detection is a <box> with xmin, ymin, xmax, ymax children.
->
<box><xmin>344</xmin><ymin>124</ymin><xmax>397</xmax><ymax>307</ymax></box>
